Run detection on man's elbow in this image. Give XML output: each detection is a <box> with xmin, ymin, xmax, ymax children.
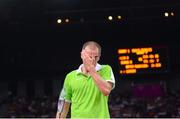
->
<box><xmin>100</xmin><ymin>82</ymin><xmax>113</xmax><ymax>96</ymax></box>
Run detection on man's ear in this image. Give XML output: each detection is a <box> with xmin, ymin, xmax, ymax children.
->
<box><xmin>80</xmin><ymin>51</ymin><xmax>83</xmax><ymax>59</ymax></box>
<box><xmin>80</xmin><ymin>50</ymin><xmax>84</xmax><ymax>59</ymax></box>
<box><xmin>97</xmin><ymin>56</ymin><xmax>100</xmax><ymax>62</ymax></box>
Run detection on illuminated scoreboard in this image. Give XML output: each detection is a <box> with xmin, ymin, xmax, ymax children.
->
<box><xmin>117</xmin><ymin>47</ymin><xmax>169</xmax><ymax>75</ymax></box>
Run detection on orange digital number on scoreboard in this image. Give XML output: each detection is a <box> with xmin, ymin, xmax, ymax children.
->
<box><xmin>117</xmin><ymin>47</ymin><xmax>168</xmax><ymax>74</ymax></box>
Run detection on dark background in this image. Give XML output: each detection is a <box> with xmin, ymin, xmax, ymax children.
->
<box><xmin>0</xmin><ymin>0</ymin><xmax>180</xmax><ymax>79</ymax></box>
<box><xmin>0</xmin><ymin>0</ymin><xmax>180</xmax><ymax>117</ymax></box>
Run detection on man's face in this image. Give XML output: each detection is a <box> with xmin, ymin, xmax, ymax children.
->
<box><xmin>81</xmin><ymin>45</ymin><xmax>100</xmax><ymax>66</ymax></box>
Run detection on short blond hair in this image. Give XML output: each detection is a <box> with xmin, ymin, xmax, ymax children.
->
<box><xmin>82</xmin><ymin>41</ymin><xmax>101</xmax><ymax>55</ymax></box>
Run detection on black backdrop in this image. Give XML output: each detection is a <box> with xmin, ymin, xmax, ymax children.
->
<box><xmin>0</xmin><ymin>0</ymin><xmax>180</xmax><ymax>80</ymax></box>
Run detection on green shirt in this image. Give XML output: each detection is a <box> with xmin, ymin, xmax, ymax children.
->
<box><xmin>58</xmin><ymin>64</ymin><xmax>115</xmax><ymax>118</ymax></box>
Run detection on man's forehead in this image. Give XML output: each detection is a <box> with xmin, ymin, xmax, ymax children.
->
<box><xmin>84</xmin><ymin>47</ymin><xmax>99</xmax><ymax>54</ymax></box>
<box><xmin>84</xmin><ymin>45</ymin><xmax>98</xmax><ymax>51</ymax></box>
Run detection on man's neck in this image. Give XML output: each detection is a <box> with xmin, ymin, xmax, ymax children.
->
<box><xmin>81</xmin><ymin>66</ymin><xmax>89</xmax><ymax>75</ymax></box>
<box><xmin>81</xmin><ymin>63</ymin><xmax>98</xmax><ymax>75</ymax></box>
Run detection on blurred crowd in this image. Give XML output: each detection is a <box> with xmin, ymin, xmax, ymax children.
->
<box><xmin>3</xmin><ymin>90</ymin><xmax>180</xmax><ymax>118</ymax></box>
<box><xmin>5</xmin><ymin>95</ymin><xmax>57</xmax><ymax>118</ymax></box>
<box><xmin>109</xmin><ymin>90</ymin><xmax>180</xmax><ymax>118</ymax></box>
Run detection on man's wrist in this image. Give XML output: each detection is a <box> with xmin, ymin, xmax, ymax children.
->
<box><xmin>89</xmin><ymin>68</ymin><xmax>97</xmax><ymax>76</ymax></box>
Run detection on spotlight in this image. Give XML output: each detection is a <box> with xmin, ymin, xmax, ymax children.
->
<box><xmin>65</xmin><ymin>18</ymin><xmax>69</xmax><ymax>23</ymax></box>
<box><xmin>108</xmin><ymin>16</ymin><xmax>113</xmax><ymax>21</ymax></box>
<box><xmin>57</xmin><ymin>19</ymin><xmax>62</xmax><ymax>24</ymax></box>
<box><xmin>170</xmin><ymin>12</ymin><xmax>174</xmax><ymax>16</ymax></box>
<box><xmin>164</xmin><ymin>12</ymin><xmax>169</xmax><ymax>17</ymax></box>
<box><xmin>117</xmin><ymin>15</ymin><xmax>122</xmax><ymax>20</ymax></box>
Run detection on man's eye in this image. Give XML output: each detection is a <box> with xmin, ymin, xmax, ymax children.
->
<box><xmin>95</xmin><ymin>56</ymin><xmax>99</xmax><ymax>59</ymax></box>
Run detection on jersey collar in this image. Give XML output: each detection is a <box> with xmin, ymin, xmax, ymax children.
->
<box><xmin>76</xmin><ymin>63</ymin><xmax>102</xmax><ymax>74</ymax></box>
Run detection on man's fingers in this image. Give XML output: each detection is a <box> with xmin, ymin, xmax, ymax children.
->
<box><xmin>82</xmin><ymin>50</ymin><xmax>88</xmax><ymax>59</ymax></box>
<box><xmin>82</xmin><ymin>50</ymin><xmax>95</xmax><ymax>68</ymax></box>
<box><xmin>83</xmin><ymin>50</ymin><xmax>92</xmax><ymax>61</ymax></box>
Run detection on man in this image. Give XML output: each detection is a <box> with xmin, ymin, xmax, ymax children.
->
<box><xmin>56</xmin><ymin>41</ymin><xmax>115</xmax><ymax>118</ymax></box>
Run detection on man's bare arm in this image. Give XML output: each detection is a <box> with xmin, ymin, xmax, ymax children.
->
<box><xmin>82</xmin><ymin>50</ymin><xmax>113</xmax><ymax>96</ymax></box>
<box><xmin>89</xmin><ymin>70</ymin><xmax>113</xmax><ymax>96</ymax></box>
<box><xmin>56</xmin><ymin>102</ymin><xmax>70</xmax><ymax>119</ymax></box>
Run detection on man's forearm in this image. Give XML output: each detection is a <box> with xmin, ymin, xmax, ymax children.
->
<box><xmin>56</xmin><ymin>102</ymin><xmax>70</xmax><ymax>119</ymax></box>
<box><xmin>89</xmin><ymin>70</ymin><xmax>112</xmax><ymax>96</ymax></box>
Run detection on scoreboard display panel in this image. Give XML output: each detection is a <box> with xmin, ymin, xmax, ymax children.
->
<box><xmin>117</xmin><ymin>46</ymin><xmax>169</xmax><ymax>75</ymax></box>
